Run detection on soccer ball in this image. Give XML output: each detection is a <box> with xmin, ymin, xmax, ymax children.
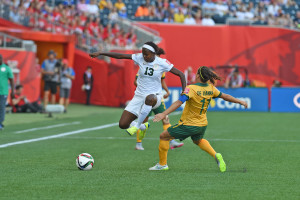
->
<box><xmin>76</xmin><ymin>153</ymin><xmax>94</xmax><ymax>171</ymax></box>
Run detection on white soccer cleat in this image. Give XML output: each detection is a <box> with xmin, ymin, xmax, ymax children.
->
<box><xmin>169</xmin><ymin>140</ymin><xmax>184</xmax><ymax>149</ymax></box>
<box><xmin>135</xmin><ymin>142</ymin><xmax>144</xmax><ymax>150</ymax></box>
<box><xmin>149</xmin><ymin>163</ymin><xmax>169</xmax><ymax>171</ymax></box>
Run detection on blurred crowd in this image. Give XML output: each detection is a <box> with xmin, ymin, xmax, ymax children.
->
<box><xmin>2</xmin><ymin>0</ymin><xmax>138</xmax><ymax>52</ymax></box>
<box><xmin>1</xmin><ymin>0</ymin><xmax>300</xmax><ymax>52</ymax></box>
<box><xmin>131</xmin><ymin>0</ymin><xmax>300</xmax><ymax>28</ymax></box>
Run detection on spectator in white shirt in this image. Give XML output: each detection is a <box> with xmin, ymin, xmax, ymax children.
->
<box><xmin>267</xmin><ymin>1</ymin><xmax>279</xmax><ymax>16</ymax></box>
<box><xmin>184</xmin><ymin>13</ymin><xmax>196</xmax><ymax>25</ymax></box>
<box><xmin>245</xmin><ymin>7</ymin><xmax>254</xmax><ymax>19</ymax></box>
<box><xmin>202</xmin><ymin>0</ymin><xmax>216</xmax><ymax>15</ymax></box>
<box><xmin>87</xmin><ymin>0</ymin><xmax>99</xmax><ymax>15</ymax></box>
<box><xmin>225</xmin><ymin>68</ymin><xmax>244</xmax><ymax>88</ymax></box>
<box><xmin>202</xmin><ymin>15</ymin><xmax>215</xmax><ymax>26</ymax></box>
<box><xmin>9</xmin><ymin>6</ymin><xmax>20</xmax><ymax>23</ymax></box>
<box><xmin>236</xmin><ymin>7</ymin><xmax>246</xmax><ymax>20</ymax></box>
<box><xmin>215</xmin><ymin>1</ymin><xmax>229</xmax><ymax>16</ymax></box>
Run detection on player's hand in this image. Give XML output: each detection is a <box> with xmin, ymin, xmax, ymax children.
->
<box><xmin>163</xmin><ymin>91</ymin><xmax>170</xmax><ymax>99</ymax></box>
<box><xmin>241</xmin><ymin>101</ymin><xmax>248</xmax><ymax>109</ymax></box>
<box><xmin>153</xmin><ymin>113</ymin><xmax>166</xmax><ymax>122</ymax></box>
<box><xmin>89</xmin><ymin>52</ymin><xmax>100</xmax><ymax>58</ymax></box>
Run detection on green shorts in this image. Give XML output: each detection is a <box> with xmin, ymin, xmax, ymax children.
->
<box><xmin>148</xmin><ymin>101</ymin><xmax>166</xmax><ymax>117</ymax></box>
<box><xmin>168</xmin><ymin>124</ymin><xmax>207</xmax><ymax>141</ymax></box>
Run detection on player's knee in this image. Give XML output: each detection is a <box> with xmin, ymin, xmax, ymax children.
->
<box><xmin>159</xmin><ymin>133</ymin><xmax>169</xmax><ymax>141</ymax></box>
<box><xmin>193</xmin><ymin>139</ymin><xmax>201</xmax><ymax>145</ymax></box>
<box><xmin>119</xmin><ymin>121</ymin><xmax>129</xmax><ymax>129</ymax></box>
<box><xmin>145</xmin><ymin>94</ymin><xmax>157</xmax><ymax>107</ymax></box>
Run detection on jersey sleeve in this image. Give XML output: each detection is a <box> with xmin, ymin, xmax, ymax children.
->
<box><xmin>161</xmin><ymin>72</ymin><xmax>166</xmax><ymax>79</ymax></box>
<box><xmin>161</xmin><ymin>59</ymin><xmax>174</xmax><ymax>72</ymax></box>
<box><xmin>131</xmin><ymin>53</ymin><xmax>141</xmax><ymax>64</ymax></box>
<box><xmin>7</xmin><ymin>66</ymin><xmax>13</xmax><ymax>79</ymax></box>
<box><xmin>179</xmin><ymin>85</ymin><xmax>193</xmax><ymax>102</ymax></box>
<box><xmin>212</xmin><ymin>86</ymin><xmax>222</xmax><ymax>98</ymax></box>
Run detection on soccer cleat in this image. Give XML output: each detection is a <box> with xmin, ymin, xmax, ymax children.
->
<box><xmin>149</xmin><ymin>163</ymin><xmax>169</xmax><ymax>171</ymax></box>
<box><xmin>169</xmin><ymin>140</ymin><xmax>184</xmax><ymax>149</ymax></box>
<box><xmin>126</xmin><ymin>126</ymin><xmax>138</xmax><ymax>136</ymax></box>
<box><xmin>215</xmin><ymin>153</ymin><xmax>226</xmax><ymax>172</ymax></box>
<box><xmin>135</xmin><ymin>142</ymin><xmax>144</xmax><ymax>150</ymax></box>
<box><xmin>138</xmin><ymin>122</ymin><xmax>150</xmax><ymax>140</ymax></box>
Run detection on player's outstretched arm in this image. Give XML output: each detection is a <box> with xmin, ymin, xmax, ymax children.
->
<box><xmin>169</xmin><ymin>67</ymin><xmax>186</xmax><ymax>92</ymax></box>
<box><xmin>220</xmin><ymin>93</ymin><xmax>248</xmax><ymax>108</ymax></box>
<box><xmin>161</xmin><ymin>79</ymin><xmax>170</xmax><ymax>99</ymax></box>
<box><xmin>89</xmin><ymin>52</ymin><xmax>132</xmax><ymax>59</ymax></box>
<box><xmin>153</xmin><ymin>100</ymin><xmax>182</xmax><ymax>122</ymax></box>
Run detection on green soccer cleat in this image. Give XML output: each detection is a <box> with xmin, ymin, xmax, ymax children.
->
<box><xmin>215</xmin><ymin>153</ymin><xmax>226</xmax><ymax>172</ymax></box>
<box><xmin>138</xmin><ymin>122</ymin><xmax>150</xmax><ymax>140</ymax></box>
<box><xmin>149</xmin><ymin>163</ymin><xmax>169</xmax><ymax>171</ymax></box>
<box><xmin>126</xmin><ymin>126</ymin><xmax>138</xmax><ymax>136</ymax></box>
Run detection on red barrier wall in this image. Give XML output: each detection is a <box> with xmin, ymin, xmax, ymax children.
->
<box><xmin>142</xmin><ymin>23</ymin><xmax>300</xmax><ymax>87</ymax></box>
<box><xmin>71</xmin><ymin>49</ymin><xmax>138</xmax><ymax>106</ymax></box>
<box><xmin>0</xmin><ymin>49</ymin><xmax>40</xmax><ymax>102</ymax></box>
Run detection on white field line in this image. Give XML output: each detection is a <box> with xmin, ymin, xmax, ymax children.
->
<box><xmin>0</xmin><ymin>111</ymin><xmax>182</xmax><ymax>148</ymax></box>
<box><xmin>62</xmin><ymin>136</ymin><xmax>300</xmax><ymax>143</ymax></box>
<box><xmin>0</xmin><ymin>123</ymin><xmax>118</xmax><ymax>148</ymax></box>
<box><xmin>14</xmin><ymin>121</ymin><xmax>81</xmax><ymax>134</ymax></box>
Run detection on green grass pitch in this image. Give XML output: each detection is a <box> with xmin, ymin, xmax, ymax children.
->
<box><xmin>0</xmin><ymin>104</ymin><xmax>299</xmax><ymax>199</ymax></box>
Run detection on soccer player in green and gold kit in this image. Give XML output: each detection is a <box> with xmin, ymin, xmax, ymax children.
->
<box><xmin>149</xmin><ymin>66</ymin><xmax>248</xmax><ymax>172</ymax></box>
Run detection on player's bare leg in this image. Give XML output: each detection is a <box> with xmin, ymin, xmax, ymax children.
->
<box><xmin>119</xmin><ymin>110</ymin><xmax>137</xmax><ymax>130</ymax></box>
<box><xmin>51</xmin><ymin>94</ymin><xmax>56</xmax><ymax>104</ymax></box>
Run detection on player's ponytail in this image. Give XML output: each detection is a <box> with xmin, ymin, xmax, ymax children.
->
<box><xmin>197</xmin><ymin>66</ymin><xmax>221</xmax><ymax>85</ymax></box>
<box><xmin>144</xmin><ymin>41</ymin><xmax>166</xmax><ymax>56</ymax></box>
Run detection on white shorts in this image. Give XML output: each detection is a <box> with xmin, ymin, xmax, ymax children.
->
<box><xmin>125</xmin><ymin>94</ymin><xmax>162</xmax><ymax>117</ymax></box>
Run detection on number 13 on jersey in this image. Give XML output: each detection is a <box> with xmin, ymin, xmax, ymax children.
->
<box><xmin>144</xmin><ymin>67</ymin><xmax>154</xmax><ymax>76</ymax></box>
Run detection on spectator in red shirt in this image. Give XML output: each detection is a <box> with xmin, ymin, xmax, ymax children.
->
<box><xmin>12</xmin><ymin>85</ymin><xmax>42</xmax><ymax>113</ymax></box>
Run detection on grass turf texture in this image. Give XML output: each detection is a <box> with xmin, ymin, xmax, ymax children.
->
<box><xmin>0</xmin><ymin>104</ymin><xmax>299</xmax><ymax>199</ymax></box>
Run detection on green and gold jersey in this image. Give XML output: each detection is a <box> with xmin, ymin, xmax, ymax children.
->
<box><xmin>179</xmin><ymin>83</ymin><xmax>222</xmax><ymax>126</ymax></box>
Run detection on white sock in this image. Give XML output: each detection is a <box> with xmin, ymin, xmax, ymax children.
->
<box><xmin>130</xmin><ymin>121</ymin><xmax>137</xmax><ymax>127</ymax></box>
<box><xmin>135</xmin><ymin>104</ymin><xmax>152</xmax><ymax>129</ymax></box>
<box><xmin>140</xmin><ymin>124</ymin><xmax>146</xmax><ymax>131</ymax></box>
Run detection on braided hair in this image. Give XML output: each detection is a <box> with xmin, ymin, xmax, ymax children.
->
<box><xmin>197</xmin><ymin>66</ymin><xmax>221</xmax><ymax>85</ymax></box>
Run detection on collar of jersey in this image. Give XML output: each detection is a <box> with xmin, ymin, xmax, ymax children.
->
<box><xmin>192</xmin><ymin>83</ymin><xmax>209</xmax><ymax>87</ymax></box>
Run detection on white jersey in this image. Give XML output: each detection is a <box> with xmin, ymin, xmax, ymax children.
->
<box><xmin>132</xmin><ymin>53</ymin><xmax>173</xmax><ymax>96</ymax></box>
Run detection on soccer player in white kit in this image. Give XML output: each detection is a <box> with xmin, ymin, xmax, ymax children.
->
<box><xmin>89</xmin><ymin>42</ymin><xmax>186</xmax><ymax>136</ymax></box>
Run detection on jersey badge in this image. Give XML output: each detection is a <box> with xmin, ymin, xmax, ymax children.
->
<box><xmin>153</xmin><ymin>64</ymin><xmax>159</xmax><ymax>70</ymax></box>
<box><xmin>184</xmin><ymin>87</ymin><xmax>190</xmax><ymax>95</ymax></box>
<box><xmin>1</xmin><ymin>67</ymin><xmax>6</xmax><ymax>72</ymax></box>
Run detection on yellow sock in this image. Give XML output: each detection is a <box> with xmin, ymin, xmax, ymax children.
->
<box><xmin>158</xmin><ymin>139</ymin><xmax>169</xmax><ymax>166</ymax></box>
<box><xmin>163</xmin><ymin>123</ymin><xmax>171</xmax><ymax>130</ymax></box>
<box><xmin>198</xmin><ymin>139</ymin><xmax>216</xmax><ymax>158</ymax></box>
<box><xmin>136</xmin><ymin>130</ymin><xmax>142</xmax><ymax>143</ymax></box>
